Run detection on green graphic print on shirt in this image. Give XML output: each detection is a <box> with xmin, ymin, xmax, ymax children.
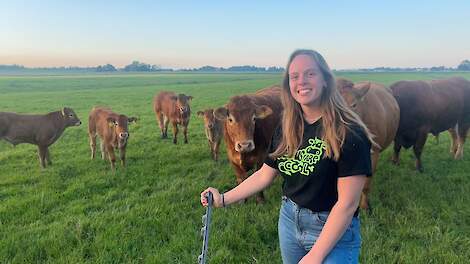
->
<box><xmin>278</xmin><ymin>137</ymin><xmax>326</xmax><ymax>176</ymax></box>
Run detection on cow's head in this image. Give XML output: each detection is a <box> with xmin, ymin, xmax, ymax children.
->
<box><xmin>172</xmin><ymin>94</ymin><xmax>193</xmax><ymax>118</ymax></box>
<box><xmin>61</xmin><ymin>107</ymin><xmax>82</xmax><ymax>126</ymax></box>
<box><xmin>107</xmin><ymin>115</ymin><xmax>137</xmax><ymax>148</ymax></box>
<box><xmin>336</xmin><ymin>78</ymin><xmax>370</xmax><ymax>115</ymax></box>
<box><xmin>197</xmin><ymin>108</ymin><xmax>221</xmax><ymax>140</ymax></box>
<box><xmin>214</xmin><ymin>96</ymin><xmax>272</xmax><ymax>153</ymax></box>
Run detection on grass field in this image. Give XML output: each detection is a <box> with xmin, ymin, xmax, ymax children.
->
<box><xmin>0</xmin><ymin>72</ymin><xmax>469</xmax><ymax>263</ymax></box>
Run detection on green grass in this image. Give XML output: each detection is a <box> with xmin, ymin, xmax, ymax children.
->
<box><xmin>0</xmin><ymin>72</ymin><xmax>469</xmax><ymax>263</ymax></box>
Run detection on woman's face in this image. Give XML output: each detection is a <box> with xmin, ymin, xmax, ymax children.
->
<box><xmin>288</xmin><ymin>54</ymin><xmax>326</xmax><ymax>108</ymax></box>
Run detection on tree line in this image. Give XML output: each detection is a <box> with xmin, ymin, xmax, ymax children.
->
<box><xmin>1</xmin><ymin>60</ymin><xmax>470</xmax><ymax>73</ymax></box>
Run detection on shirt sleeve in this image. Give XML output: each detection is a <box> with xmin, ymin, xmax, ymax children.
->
<box><xmin>264</xmin><ymin>125</ymin><xmax>281</xmax><ymax>169</ymax></box>
<box><xmin>337</xmin><ymin>125</ymin><xmax>372</xmax><ymax>177</ymax></box>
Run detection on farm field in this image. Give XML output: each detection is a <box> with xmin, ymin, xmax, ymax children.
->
<box><xmin>0</xmin><ymin>72</ymin><xmax>469</xmax><ymax>263</ymax></box>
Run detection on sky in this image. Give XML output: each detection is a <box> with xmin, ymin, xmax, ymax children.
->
<box><xmin>1</xmin><ymin>0</ymin><xmax>469</xmax><ymax>69</ymax></box>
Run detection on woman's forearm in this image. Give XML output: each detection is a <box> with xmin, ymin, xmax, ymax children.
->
<box><xmin>307</xmin><ymin>203</ymin><xmax>357</xmax><ymax>261</ymax></box>
<box><xmin>224</xmin><ymin>165</ymin><xmax>277</xmax><ymax>206</ymax></box>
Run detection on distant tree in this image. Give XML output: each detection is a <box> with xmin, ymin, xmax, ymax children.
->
<box><xmin>457</xmin><ymin>60</ymin><xmax>470</xmax><ymax>71</ymax></box>
<box><xmin>123</xmin><ymin>61</ymin><xmax>153</xmax><ymax>72</ymax></box>
<box><xmin>96</xmin><ymin>64</ymin><xmax>117</xmax><ymax>72</ymax></box>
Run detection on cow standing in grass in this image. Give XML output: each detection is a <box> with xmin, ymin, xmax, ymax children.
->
<box><xmin>153</xmin><ymin>91</ymin><xmax>193</xmax><ymax>144</ymax></box>
<box><xmin>391</xmin><ymin>77</ymin><xmax>470</xmax><ymax>172</ymax></box>
<box><xmin>197</xmin><ymin>108</ymin><xmax>223</xmax><ymax>161</ymax></box>
<box><xmin>0</xmin><ymin>107</ymin><xmax>81</xmax><ymax>168</ymax></box>
<box><xmin>214</xmin><ymin>86</ymin><xmax>282</xmax><ymax>203</ymax></box>
<box><xmin>337</xmin><ymin>78</ymin><xmax>400</xmax><ymax>210</ymax></box>
<box><xmin>88</xmin><ymin>107</ymin><xmax>137</xmax><ymax>171</ymax></box>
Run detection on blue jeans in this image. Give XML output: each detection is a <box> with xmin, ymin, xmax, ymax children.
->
<box><xmin>278</xmin><ymin>196</ymin><xmax>361</xmax><ymax>264</ymax></box>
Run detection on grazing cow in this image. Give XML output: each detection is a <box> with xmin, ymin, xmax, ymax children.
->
<box><xmin>88</xmin><ymin>107</ymin><xmax>137</xmax><ymax>171</ymax></box>
<box><xmin>0</xmin><ymin>107</ymin><xmax>81</xmax><ymax>168</ymax></box>
<box><xmin>337</xmin><ymin>78</ymin><xmax>400</xmax><ymax>210</ymax></box>
<box><xmin>153</xmin><ymin>91</ymin><xmax>193</xmax><ymax>144</ymax></box>
<box><xmin>214</xmin><ymin>85</ymin><xmax>282</xmax><ymax>203</ymax></box>
<box><xmin>197</xmin><ymin>109</ymin><xmax>223</xmax><ymax>161</ymax></box>
<box><xmin>390</xmin><ymin>77</ymin><xmax>470</xmax><ymax>172</ymax></box>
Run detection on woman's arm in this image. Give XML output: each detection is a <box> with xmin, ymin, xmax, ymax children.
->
<box><xmin>201</xmin><ymin>164</ymin><xmax>278</xmax><ymax>208</ymax></box>
<box><xmin>299</xmin><ymin>175</ymin><xmax>366</xmax><ymax>264</ymax></box>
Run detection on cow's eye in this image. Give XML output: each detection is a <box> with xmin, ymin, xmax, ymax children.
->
<box><xmin>228</xmin><ymin>118</ymin><xmax>233</xmax><ymax>123</ymax></box>
<box><xmin>351</xmin><ymin>103</ymin><xmax>357</xmax><ymax>108</ymax></box>
<box><xmin>69</xmin><ymin>114</ymin><xmax>73</xmax><ymax>117</ymax></box>
<box><xmin>252</xmin><ymin>116</ymin><xmax>256</xmax><ymax>122</ymax></box>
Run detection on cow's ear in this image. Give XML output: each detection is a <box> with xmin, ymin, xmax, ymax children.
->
<box><xmin>187</xmin><ymin>95</ymin><xmax>193</xmax><ymax>101</ymax></box>
<box><xmin>197</xmin><ymin>111</ymin><xmax>204</xmax><ymax>117</ymax></box>
<box><xmin>170</xmin><ymin>96</ymin><xmax>178</xmax><ymax>101</ymax></box>
<box><xmin>336</xmin><ymin>78</ymin><xmax>354</xmax><ymax>92</ymax></box>
<box><xmin>107</xmin><ymin>117</ymin><xmax>117</xmax><ymax>127</ymax></box>
<box><xmin>255</xmin><ymin>105</ymin><xmax>273</xmax><ymax>119</ymax></box>
<box><xmin>354</xmin><ymin>82</ymin><xmax>371</xmax><ymax>100</ymax></box>
<box><xmin>128</xmin><ymin>117</ymin><xmax>138</xmax><ymax>123</ymax></box>
<box><xmin>214</xmin><ymin>107</ymin><xmax>228</xmax><ymax>120</ymax></box>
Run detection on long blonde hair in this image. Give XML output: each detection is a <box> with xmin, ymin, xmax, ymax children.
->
<box><xmin>271</xmin><ymin>49</ymin><xmax>374</xmax><ymax>161</ymax></box>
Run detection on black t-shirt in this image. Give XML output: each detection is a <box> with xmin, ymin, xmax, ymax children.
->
<box><xmin>265</xmin><ymin>119</ymin><xmax>372</xmax><ymax>214</ymax></box>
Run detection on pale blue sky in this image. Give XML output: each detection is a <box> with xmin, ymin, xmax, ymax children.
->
<box><xmin>1</xmin><ymin>0</ymin><xmax>469</xmax><ymax>69</ymax></box>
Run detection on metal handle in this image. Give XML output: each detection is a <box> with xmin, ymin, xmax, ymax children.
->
<box><xmin>198</xmin><ymin>192</ymin><xmax>213</xmax><ymax>264</ymax></box>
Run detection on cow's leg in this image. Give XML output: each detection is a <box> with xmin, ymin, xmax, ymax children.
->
<box><xmin>156</xmin><ymin>111</ymin><xmax>165</xmax><ymax>138</ymax></box>
<box><xmin>392</xmin><ymin>140</ymin><xmax>401</xmax><ymax>165</ymax></box>
<box><xmin>213</xmin><ymin>141</ymin><xmax>220</xmax><ymax>161</ymax></box>
<box><xmin>90</xmin><ymin>134</ymin><xmax>97</xmax><ymax>159</ymax></box>
<box><xmin>449</xmin><ymin>126</ymin><xmax>458</xmax><ymax>156</ymax></box>
<box><xmin>119</xmin><ymin>147</ymin><xmax>126</xmax><ymax>167</ymax></box>
<box><xmin>163</xmin><ymin>116</ymin><xmax>170</xmax><ymax>138</ymax></box>
<box><xmin>360</xmin><ymin>152</ymin><xmax>379</xmax><ymax>211</ymax></box>
<box><xmin>106</xmin><ymin>144</ymin><xmax>116</xmax><ymax>171</ymax></box>
<box><xmin>413</xmin><ymin>130</ymin><xmax>428</xmax><ymax>172</ymax></box>
<box><xmin>455</xmin><ymin>123</ymin><xmax>469</xmax><ymax>159</ymax></box>
<box><xmin>172</xmin><ymin>122</ymin><xmax>179</xmax><ymax>144</ymax></box>
<box><xmin>45</xmin><ymin>148</ymin><xmax>52</xmax><ymax>165</ymax></box>
<box><xmin>37</xmin><ymin>145</ymin><xmax>47</xmax><ymax>168</ymax></box>
<box><xmin>183</xmin><ymin>124</ymin><xmax>189</xmax><ymax>144</ymax></box>
<box><xmin>100</xmin><ymin>141</ymin><xmax>107</xmax><ymax>160</ymax></box>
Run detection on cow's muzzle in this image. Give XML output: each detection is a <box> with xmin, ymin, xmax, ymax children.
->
<box><xmin>235</xmin><ymin>140</ymin><xmax>255</xmax><ymax>153</ymax></box>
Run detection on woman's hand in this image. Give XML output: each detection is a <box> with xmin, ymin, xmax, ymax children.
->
<box><xmin>200</xmin><ymin>187</ymin><xmax>223</xmax><ymax>208</ymax></box>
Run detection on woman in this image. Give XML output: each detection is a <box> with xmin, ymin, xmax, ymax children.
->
<box><xmin>201</xmin><ymin>49</ymin><xmax>373</xmax><ymax>264</ymax></box>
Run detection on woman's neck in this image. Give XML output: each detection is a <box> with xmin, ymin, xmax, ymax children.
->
<box><xmin>301</xmin><ymin>105</ymin><xmax>322</xmax><ymax>124</ymax></box>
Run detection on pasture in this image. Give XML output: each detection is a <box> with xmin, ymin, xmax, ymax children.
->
<box><xmin>0</xmin><ymin>72</ymin><xmax>469</xmax><ymax>263</ymax></box>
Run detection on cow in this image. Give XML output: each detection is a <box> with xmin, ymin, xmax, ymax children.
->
<box><xmin>88</xmin><ymin>107</ymin><xmax>137</xmax><ymax>171</ymax></box>
<box><xmin>214</xmin><ymin>85</ymin><xmax>282</xmax><ymax>203</ymax></box>
<box><xmin>153</xmin><ymin>91</ymin><xmax>193</xmax><ymax>144</ymax></box>
<box><xmin>197</xmin><ymin>108</ymin><xmax>223</xmax><ymax>161</ymax></box>
<box><xmin>337</xmin><ymin>78</ymin><xmax>400</xmax><ymax>210</ymax></box>
<box><xmin>390</xmin><ymin>77</ymin><xmax>470</xmax><ymax>172</ymax></box>
<box><xmin>0</xmin><ymin>107</ymin><xmax>81</xmax><ymax>168</ymax></box>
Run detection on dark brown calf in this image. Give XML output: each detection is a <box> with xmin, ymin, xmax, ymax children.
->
<box><xmin>197</xmin><ymin>109</ymin><xmax>223</xmax><ymax>161</ymax></box>
<box><xmin>153</xmin><ymin>91</ymin><xmax>193</xmax><ymax>144</ymax></box>
<box><xmin>214</xmin><ymin>85</ymin><xmax>282</xmax><ymax>203</ymax></box>
<box><xmin>0</xmin><ymin>107</ymin><xmax>81</xmax><ymax>168</ymax></box>
<box><xmin>88</xmin><ymin>107</ymin><xmax>137</xmax><ymax>171</ymax></box>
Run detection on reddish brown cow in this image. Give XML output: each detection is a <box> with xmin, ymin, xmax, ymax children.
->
<box><xmin>197</xmin><ymin>109</ymin><xmax>223</xmax><ymax>161</ymax></box>
<box><xmin>88</xmin><ymin>107</ymin><xmax>137</xmax><ymax>171</ymax></box>
<box><xmin>337</xmin><ymin>78</ymin><xmax>400</xmax><ymax>210</ymax></box>
<box><xmin>391</xmin><ymin>77</ymin><xmax>470</xmax><ymax>171</ymax></box>
<box><xmin>0</xmin><ymin>107</ymin><xmax>81</xmax><ymax>168</ymax></box>
<box><xmin>153</xmin><ymin>91</ymin><xmax>193</xmax><ymax>144</ymax></box>
<box><xmin>214</xmin><ymin>86</ymin><xmax>282</xmax><ymax>203</ymax></box>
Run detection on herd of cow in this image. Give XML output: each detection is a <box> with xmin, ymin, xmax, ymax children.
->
<box><xmin>1</xmin><ymin>77</ymin><xmax>469</xmax><ymax>210</ymax></box>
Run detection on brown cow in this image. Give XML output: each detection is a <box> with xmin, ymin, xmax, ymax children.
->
<box><xmin>214</xmin><ymin>85</ymin><xmax>282</xmax><ymax>203</ymax></box>
<box><xmin>197</xmin><ymin>109</ymin><xmax>223</xmax><ymax>161</ymax></box>
<box><xmin>88</xmin><ymin>107</ymin><xmax>137</xmax><ymax>171</ymax></box>
<box><xmin>0</xmin><ymin>107</ymin><xmax>81</xmax><ymax>168</ymax></box>
<box><xmin>153</xmin><ymin>91</ymin><xmax>193</xmax><ymax>144</ymax></box>
<box><xmin>391</xmin><ymin>77</ymin><xmax>470</xmax><ymax>172</ymax></box>
<box><xmin>337</xmin><ymin>78</ymin><xmax>400</xmax><ymax>210</ymax></box>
